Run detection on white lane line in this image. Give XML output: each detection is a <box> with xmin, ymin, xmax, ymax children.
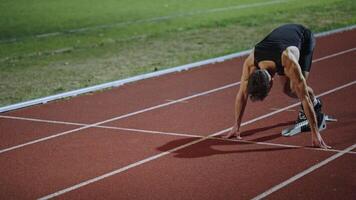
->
<box><xmin>37</xmin><ymin>80</ymin><xmax>356</xmax><ymax>200</ymax></box>
<box><xmin>0</xmin><ymin>48</ymin><xmax>355</xmax><ymax>154</ymax></box>
<box><xmin>0</xmin><ymin>115</ymin><xmax>85</xmax><ymax>126</ymax></box>
<box><xmin>0</xmin><ymin>82</ymin><xmax>238</xmax><ymax>154</ymax></box>
<box><xmin>165</xmin><ymin>99</ymin><xmax>189</xmax><ymax>103</ymax></box>
<box><xmin>312</xmin><ymin>47</ymin><xmax>356</xmax><ymax>63</ymax></box>
<box><xmin>1</xmin><ymin>114</ymin><xmax>356</xmax><ymax>155</ymax></box>
<box><xmin>0</xmin><ymin>0</ymin><xmax>290</xmax><ymax>44</ymax></box>
<box><xmin>270</xmin><ymin>107</ymin><xmax>296</xmax><ymax>112</ymax></box>
<box><xmin>0</xmin><ymin>115</ymin><xmax>200</xmax><ymax>138</ymax></box>
<box><xmin>216</xmin><ymin>138</ymin><xmax>356</xmax><ymax>155</ymax></box>
<box><xmin>251</xmin><ymin>143</ymin><xmax>356</xmax><ymax>200</ymax></box>
<box><xmin>241</xmin><ymin>140</ymin><xmax>356</xmax><ymax>155</ymax></box>
<box><xmin>37</xmin><ymin>128</ymin><xmax>228</xmax><ymax>200</ymax></box>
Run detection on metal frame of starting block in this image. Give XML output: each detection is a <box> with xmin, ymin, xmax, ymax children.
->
<box><xmin>282</xmin><ymin>115</ymin><xmax>337</xmax><ymax>137</ymax></box>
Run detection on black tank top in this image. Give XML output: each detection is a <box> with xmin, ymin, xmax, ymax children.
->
<box><xmin>254</xmin><ymin>24</ymin><xmax>312</xmax><ymax>75</ymax></box>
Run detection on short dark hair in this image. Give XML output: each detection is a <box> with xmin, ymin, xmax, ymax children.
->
<box><xmin>247</xmin><ymin>69</ymin><xmax>271</xmax><ymax>101</ymax></box>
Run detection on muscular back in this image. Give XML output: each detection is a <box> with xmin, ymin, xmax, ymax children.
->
<box><xmin>254</xmin><ymin>24</ymin><xmax>313</xmax><ymax>75</ymax></box>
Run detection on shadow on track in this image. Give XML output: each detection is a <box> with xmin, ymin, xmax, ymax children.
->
<box><xmin>157</xmin><ymin>121</ymin><xmax>298</xmax><ymax>158</ymax></box>
<box><xmin>240</xmin><ymin>121</ymin><xmax>294</xmax><ymax>137</ymax></box>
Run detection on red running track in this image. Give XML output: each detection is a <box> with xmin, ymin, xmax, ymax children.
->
<box><xmin>0</xmin><ymin>29</ymin><xmax>355</xmax><ymax>200</ymax></box>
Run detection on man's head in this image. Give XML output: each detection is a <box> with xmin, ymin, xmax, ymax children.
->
<box><xmin>247</xmin><ymin>69</ymin><xmax>273</xmax><ymax>101</ymax></box>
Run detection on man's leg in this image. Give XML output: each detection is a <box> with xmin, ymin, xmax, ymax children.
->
<box><xmin>287</xmin><ymin>32</ymin><xmax>325</xmax><ymax>131</ymax></box>
<box><xmin>302</xmin><ymin>71</ymin><xmax>322</xmax><ymax>111</ymax></box>
<box><xmin>279</xmin><ymin>74</ymin><xmax>316</xmax><ymax>101</ymax></box>
<box><xmin>303</xmin><ymin>72</ymin><xmax>318</xmax><ymax>106</ymax></box>
<box><xmin>281</xmin><ymin>71</ymin><xmax>325</xmax><ymax>136</ymax></box>
<box><xmin>279</xmin><ymin>71</ymin><xmax>322</xmax><ymax>123</ymax></box>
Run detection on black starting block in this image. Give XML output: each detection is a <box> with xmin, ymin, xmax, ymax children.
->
<box><xmin>282</xmin><ymin>115</ymin><xmax>337</xmax><ymax>137</ymax></box>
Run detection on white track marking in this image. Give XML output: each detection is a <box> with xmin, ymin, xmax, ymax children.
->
<box><xmin>251</xmin><ymin>142</ymin><xmax>356</xmax><ymax>154</ymax></box>
<box><xmin>0</xmin><ymin>115</ymin><xmax>198</xmax><ymax>138</ymax></box>
<box><xmin>251</xmin><ymin>143</ymin><xmax>356</xmax><ymax>200</ymax></box>
<box><xmin>37</xmin><ymin>129</ymin><xmax>227</xmax><ymax>200</ymax></box>
<box><xmin>1</xmin><ymin>114</ymin><xmax>355</xmax><ymax>155</ymax></box>
<box><xmin>312</xmin><ymin>48</ymin><xmax>356</xmax><ymax>63</ymax></box>
<box><xmin>0</xmin><ymin>82</ymin><xmax>238</xmax><ymax>154</ymax></box>
<box><xmin>215</xmin><ymin>138</ymin><xmax>356</xmax><ymax>155</ymax></box>
<box><xmin>165</xmin><ymin>99</ymin><xmax>189</xmax><ymax>103</ymax></box>
<box><xmin>37</xmin><ymin>81</ymin><xmax>356</xmax><ymax>199</ymax></box>
<box><xmin>0</xmin><ymin>0</ymin><xmax>290</xmax><ymax>44</ymax></box>
<box><xmin>0</xmin><ymin>115</ymin><xmax>85</xmax><ymax>126</ymax></box>
<box><xmin>1</xmin><ymin>27</ymin><xmax>355</xmax><ymax>113</ymax></box>
<box><xmin>0</xmin><ymin>49</ymin><xmax>355</xmax><ymax>154</ymax></box>
<box><xmin>270</xmin><ymin>107</ymin><xmax>296</xmax><ymax>112</ymax></box>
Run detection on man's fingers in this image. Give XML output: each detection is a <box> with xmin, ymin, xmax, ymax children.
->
<box><xmin>321</xmin><ymin>142</ymin><xmax>332</xmax><ymax>149</ymax></box>
<box><xmin>320</xmin><ymin>144</ymin><xmax>331</xmax><ymax>149</ymax></box>
<box><xmin>223</xmin><ymin>132</ymin><xmax>235</xmax><ymax>139</ymax></box>
<box><xmin>223</xmin><ymin>127</ymin><xmax>238</xmax><ymax>139</ymax></box>
<box><xmin>312</xmin><ymin>140</ymin><xmax>331</xmax><ymax>149</ymax></box>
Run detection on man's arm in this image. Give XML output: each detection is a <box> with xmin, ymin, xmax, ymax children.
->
<box><xmin>282</xmin><ymin>48</ymin><xmax>330</xmax><ymax>148</ymax></box>
<box><xmin>224</xmin><ymin>52</ymin><xmax>255</xmax><ymax>139</ymax></box>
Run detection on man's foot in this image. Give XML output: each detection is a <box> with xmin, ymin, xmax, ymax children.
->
<box><xmin>313</xmin><ymin>98</ymin><xmax>322</xmax><ymax>113</ymax></box>
<box><xmin>295</xmin><ymin>98</ymin><xmax>323</xmax><ymax>127</ymax></box>
<box><xmin>283</xmin><ymin>113</ymin><xmax>326</xmax><ymax>136</ymax></box>
<box><xmin>299</xmin><ymin>112</ymin><xmax>326</xmax><ymax>132</ymax></box>
<box><xmin>296</xmin><ymin>110</ymin><xmax>307</xmax><ymax>123</ymax></box>
<box><xmin>283</xmin><ymin>99</ymin><xmax>330</xmax><ymax>137</ymax></box>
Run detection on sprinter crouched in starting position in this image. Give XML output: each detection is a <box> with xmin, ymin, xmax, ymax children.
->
<box><xmin>225</xmin><ymin>24</ymin><xmax>330</xmax><ymax>149</ymax></box>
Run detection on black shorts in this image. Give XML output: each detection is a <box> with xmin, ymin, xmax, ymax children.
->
<box><xmin>299</xmin><ymin>30</ymin><xmax>316</xmax><ymax>72</ymax></box>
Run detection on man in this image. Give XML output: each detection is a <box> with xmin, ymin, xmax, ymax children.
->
<box><xmin>224</xmin><ymin>24</ymin><xmax>330</xmax><ymax>149</ymax></box>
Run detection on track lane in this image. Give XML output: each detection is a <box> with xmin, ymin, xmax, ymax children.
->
<box><xmin>42</xmin><ymin>81</ymin><xmax>356</xmax><ymax>199</ymax></box>
<box><xmin>264</xmin><ymin>154</ymin><xmax>356</xmax><ymax>200</ymax></box>
<box><xmin>0</xmin><ymin>80</ymin><xmax>353</xmax><ymax>199</ymax></box>
<box><xmin>51</xmin><ymin>141</ymin><xmax>338</xmax><ymax>200</ymax></box>
<box><xmin>0</xmin><ymin>119</ymin><xmax>78</xmax><ymax>150</ymax></box>
<box><xmin>0</xmin><ymin>128</ymin><xmax>192</xmax><ymax>199</ymax></box>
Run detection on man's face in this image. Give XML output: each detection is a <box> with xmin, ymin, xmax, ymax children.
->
<box><xmin>262</xmin><ymin>69</ymin><xmax>273</xmax><ymax>92</ymax></box>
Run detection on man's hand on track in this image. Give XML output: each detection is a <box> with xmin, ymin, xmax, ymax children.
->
<box><xmin>312</xmin><ymin>134</ymin><xmax>331</xmax><ymax>149</ymax></box>
<box><xmin>224</xmin><ymin>125</ymin><xmax>242</xmax><ymax>139</ymax></box>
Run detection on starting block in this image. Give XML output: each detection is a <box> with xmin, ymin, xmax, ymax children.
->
<box><xmin>282</xmin><ymin>115</ymin><xmax>337</xmax><ymax>137</ymax></box>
